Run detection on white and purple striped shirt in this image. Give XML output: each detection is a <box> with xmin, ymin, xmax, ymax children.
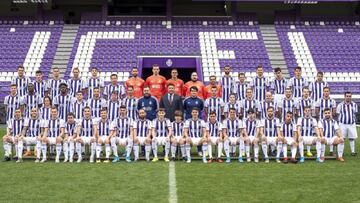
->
<box><xmin>235</xmin><ymin>82</ymin><xmax>247</xmax><ymax>101</ymax></box>
<box><xmin>287</xmin><ymin>77</ymin><xmax>308</xmax><ymax>98</ymax></box>
<box><xmin>85</xmin><ymin>77</ymin><xmax>104</xmax><ymax>99</ymax></box>
<box><xmin>224</xmin><ymin>101</ymin><xmax>241</xmax><ymax>118</ymax></box>
<box><xmin>107</xmin><ymin>100</ymin><xmax>121</xmax><ymax>121</ymax></box>
<box><xmin>47</xmin><ymin>78</ymin><xmax>66</xmax><ymax>99</ymax></box>
<box><xmin>104</xmin><ymin>84</ymin><xmax>125</xmax><ymax>99</ymax></box>
<box><xmin>24</xmin><ymin>118</ymin><xmax>44</xmax><ymax>137</ymax></box>
<box><xmin>39</xmin><ymin>107</ymin><xmax>51</xmax><ymax>121</ymax></box>
<box><xmin>240</xmin><ymin>99</ymin><xmax>260</xmax><ymax>118</ymax></box>
<box><xmin>249</xmin><ymin>77</ymin><xmax>269</xmax><ymax>102</ymax></box>
<box><xmin>281</xmin><ymin>122</ymin><xmax>296</xmax><ymax>138</ymax></box>
<box><xmin>296</xmin><ymin>98</ymin><xmax>314</xmax><ymax>118</ymax></box>
<box><xmin>53</xmin><ymin>94</ymin><xmax>72</xmax><ymax>121</ymax></box>
<box><xmin>271</xmin><ymin>78</ymin><xmax>287</xmax><ymax>95</ymax></box>
<box><xmin>22</xmin><ymin>93</ymin><xmax>42</xmax><ymax>118</ymax></box>
<box><xmin>318</xmin><ymin>119</ymin><xmax>339</xmax><ymax>138</ymax></box>
<box><xmin>4</xmin><ymin>94</ymin><xmax>23</xmax><ymax>121</ymax></box>
<box><xmin>86</xmin><ymin>98</ymin><xmax>107</xmax><ymax>119</ymax></box>
<box><xmin>220</xmin><ymin>76</ymin><xmax>235</xmax><ymax>103</ymax></box>
<box><xmin>259</xmin><ymin>118</ymin><xmax>280</xmax><ymax>137</ymax></box>
<box><xmin>133</xmin><ymin>119</ymin><xmax>151</xmax><ymax>137</ymax></box>
<box><xmin>33</xmin><ymin>80</ymin><xmax>47</xmax><ymax>98</ymax></box>
<box><xmin>260</xmin><ymin>101</ymin><xmax>276</xmax><ymax>119</ymax></box>
<box><xmin>152</xmin><ymin>118</ymin><xmax>171</xmax><ymax>137</ymax></box>
<box><xmin>184</xmin><ymin>119</ymin><xmax>206</xmax><ymax>138</ymax></box>
<box><xmin>171</xmin><ymin>121</ymin><xmax>184</xmax><ymax>137</ymax></box>
<box><xmin>79</xmin><ymin>118</ymin><xmax>96</xmax><ymax>137</ymax></box>
<box><xmin>71</xmin><ymin>100</ymin><xmax>87</xmax><ymax>120</ymax></box>
<box><xmin>122</xmin><ymin>97</ymin><xmax>138</xmax><ymax>120</ymax></box>
<box><xmin>278</xmin><ymin>98</ymin><xmax>295</xmax><ymax>121</ymax></box>
<box><xmin>309</xmin><ymin>80</ymin><xmax>329</xmax><ymax>102</ymax></box>
<box><xmin>204</xmin><ymin>97</ymin><xmax>225</xmax><ymax>121</ymax></box>
<box><xmin>337</xmin><ymin>101</ymin><xmax>358</xmax><ymax>125</ymax></box>
<box><xmin>245</xmin><ymin>118</ymin><xmax>258</xmax><ymax>137</ymax></box>
<box><xmin>11</xmin><ymin>76</ymin><xmax>31</xmax><ymax>97</ymax></box>
<box><xmin>46</xmin><ymin>119</ymin><xmax>65</xmax><ymax>137</ymax></box>
<box><xmin>111</xmin><ymin>117</ymin><xmax>133</xmax><ymax>139</ymax></box>
<box><xmin>8</xmin><ymin>118</ymin><xmax>25</xmax><ymax>136</ymax></box>
<box><xmin>206</xmin><ymin>121</ymin><xmax>222</xmax><ymax>137</ymax></box>
<box><xmin>222</xmin><ymin>118</ymin><xmax>244</xmax><ymax>137</ymax></box>
<box><xmin>67</xmin><ymin>78</ymin><xmax>85</xmax><ymax>97</ymax></box>
<box><xmin>297</xmin><ymin>117</ymin><xmax>318</xmax><ymax>137</ymax></box>
<box><xmin>65</xmin><ymin>121</ymin><xmax>78</xmax><ymax>137</ymax></box>
<box><xmin>98</xmin><ymin>119</ymin><xmax>111</xmax><ymax>136</ymax></box>
<box><xmin>315</xmin><ymin>98</ymin><xmax>336</xmax><ymax>120</ymax></box>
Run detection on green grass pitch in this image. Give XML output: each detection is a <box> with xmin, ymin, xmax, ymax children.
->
<box><xmin>1</xmin><ymin>128</ymin><xmax>360</xmax><ymax>203</ymax></box>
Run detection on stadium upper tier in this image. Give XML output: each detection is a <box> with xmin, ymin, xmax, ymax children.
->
<box><xmin>0</xmin><ymin>18</ymin><xmax>359</xmax><ymax>101</ymax></box>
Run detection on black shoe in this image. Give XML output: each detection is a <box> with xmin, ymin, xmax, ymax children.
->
<box><xmin>13</xmin><ymin>156</ymin><xmax>18</xmax><ymax>161</ymax></box>
<box><xmin>351</xmin><ymin>152</ymin><xmax>357</xmax><ymax>156</ymax></box>
<box><xmin>182</xmin><ymin>157</ymin><xmax>187</xmax><ymax>162</ymax></box>
<box><xmin>329</xmin><ymin>151</ymin><xmax>334</xmax><ymax>156</ymax></box>
<box><xmin>170</xmin><ymin>157</ymin><xmax>176</xmax><ymax>161</ymax></box>
<box><xmin>3</xmin><ymin>156</ymin><xmax>10</xmax><ymax>162</ymax></box>
<box><xmin>283</xmin><ymin>158</ymin><xmax>288</xmax><ymax>164</ymax></box>
<box><xmin>271</xmin><ymin>150</ymin><xmax>276</xmax><ymax>157</ymax></box>
<box><xmin>291</xmin><ymin>158</ymin><xmax>298</xmax><ymax>164</ymax></box>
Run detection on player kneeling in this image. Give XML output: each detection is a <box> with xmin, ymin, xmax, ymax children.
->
<box><xmin>96</xmin><ymin>109</ymin><xmax>112</xmax><ymax>163</ymax></box>
<box><xmin>205</xmin><ymin>111</ymin><xmax>224</xmax><ymax>163</ymax></box>
<box><xmin>244</xmin><ymin>108</ymin><xmax>261</xmax><ymax>163</ymax></box>
<box><xmin>258</xmin><ymin>106</ymin><xmax>281</xmax><ymax>163</ymax></box>
<box><xmin>75</xmin><ymin>106</ymin><xmax>98</xmax><ymax>163</ymax></box>
<box><xmin>3</xmin><ymin>108</ymin><xmax>25</xmax><ymax>162</ymax></box>
<box><xmin>318</xmin><ymin>108</ymin><xmax>345</xmax><ymax>162</ymax></box>
<box><xmin>63</xmin><ymin>112</ymin><xmax>78</xmax><ymax>163</ymax></box>
<box><xmin>132</xmin><ymin>109</ymin><xmax>152</xmax><ymax>161</ymax></box>
<box><xmin>181</xmin><ymin>107</ymin><xmax>209</xmax><ymax>163</ymax></box>
<box><xmin>110</xmin><ymin>105</ymin><xmax>133</xmax><ymax>163</ymax></box>
<box><xmin>151</xmin><ymin>108</ymin><xmax>172</xmax><ymax>162</ymax></box>
<box><xmin>280</xmin><ymin>111</ymin><xmax>298</xmax><ymax>164</ymax></box>
<box><xmin>170</xmin><ymin>111</ymin><xmax>185</xmax><ymax>161</ymax></box>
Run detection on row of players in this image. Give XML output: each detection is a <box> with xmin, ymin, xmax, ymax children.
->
<box><xmin>1</xmin><ymin>103</ymin><xmax>351</xmax><ymax>164</ymax></box>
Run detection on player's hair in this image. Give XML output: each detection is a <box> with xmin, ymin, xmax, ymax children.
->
<box><xmin>72</xmin><ymin>67</ymin><xmax>79</xmax><ymax>72</ymax></box>
<box><xmin>93</xmin><ymin>86</ymin><xmax>100</xmax><ymax>91</ymax></box>
<box><xmin>67</xmin><ymin>112</ymin><xmax>75</xmax><ymax>117</ymax></box>
<box><xmin>256</xmin><ymin>65</ymin><xmax>263</xmax><ymax>70</ymax></box>
<box><xmin>323</xmin><ymin>86</ymin><xmax>330</xmax><ymax>91</ymax></box>
<box><xmin>190</xmin><ymin>86</ymin><xmax>198</xmax><ymax>92</ymax></box>
<box><xmin>76</xmin><ymin>90</ymin><xmax>83</xmax><ymax>95</ymax></box>
<box><xmin>209</xmin><ymin>111</ymin><xmax>216</xmax><ymax>116</ymax></box>
<box><xmin>111</xmin><ymin>73</ymin><xmax>118</xmax><ymax>78</ymax></box>
<box><xmin>167</xmin><ymin>83</ymin><xmax>174</xmax><ymax>87</ymax></box>
<box><xmin>111</xmin><ymin>90</ymin><xmax>119</xmax><ymax>95</ymax></box>
<box><xmin>127</xmin><ymin>85</ymin><xmax>134</xmax><ymax>90</ymax></box>
<box><xmin>51</xmin><ymin>106</ymin><xmax>58</xmax><ymax>111</ymax></box>
<box><xmin>229</xmin><ymin>93</ymin><xmax>236</xmax><ymax>97</ymax></box>
<box><xmin>344</xmin><ymin>91</ymin><xmax>352</xmax><ymax>96</ymax></box>
<box><xmin>35</xmin><ymin>70</ymin><xmax>42</xmax><ymax>74</ymax></box>
<box><xmin>83</xmin><ymin>106</ymin><xmax>91</xmax><ymax>111</ymax></box>
<box><xmin>43</xmin><ymin>96</ymin><xmax>52</xmax><ymax>105</ymax></box>
<box><xmin>229</xmin><ymin>108</ymin><xmax>237</xmax><ymax>112</ymax></box>
<box><xmin>18</xmin><ymin>65</ymin><xmax>24</xmax><ymax>70</ymax></box>
<box><xmin>317</xmin><ymin>71</ymin><xmax>324</xmax><ymax>76</ymax></box>
<box><xmin>286</xmin><ymin>111</ymin><xmax>293</xmax><ymax>115</ymax></box>
<box><xmin>246</xmin><ymin>88</ymin><xmax>253</xmax><ymax>93</ymax></box>
<box><xmin>224</xmin><ymin>65</ymin><xmax>231</xmax><ymax>69</ymax></box>
<box><xmin>171</xmin><ymin>68</ymin><xmax>178</xmax><ymax>72</ymax></box>
<box><xmin>238</xmin><ymin>72</ymin><xmax>245</xmax><ymax>77</ymax></box>
<box><xmin>10</xmin><ymin>84</ymin><xmax>17</xmax><ymax>87</ymax></box>
<box><xmin>285</xmin><ymin>87</ymin><xmax>292</xmax><ymax>92</ymax></box>
<box><xmin>158</xmin><ymin>108</ymin><xmax>165</xmax><ymax>112</ymax></box>
<box><xmin>132</xmin><ymin>67</ymin><xmax>137</xmax><ymax>70</ymax></box>
<box><xmin>274</xmin><ymin>68</ymin><xmax>281</xmax><ymax>73</ymax></box>
<box><xmin>302</xmin><ymin>86</ymin><xmax>309</xmax><ymax>91</ymax></box>
<box><xmin>304</xmin><ymin>105</ymin><xmax>311</xmax><ymax>110</ymax></box>
<box><xmin>152</xmin><ymin>64</ymin><xmax>159</xmax><ymax>68</ymax></box>
<box><xmin>323</xmin><ymin>108</ymin><xmax>331</xmax><ymax>112</ymax></box>
<box><xmin>120</xmin><ymin>105</ymin><xmax>127</xmax><ymax>109</ymax></box>
<box><xmin>267</xmin><ymin>106</ymin><xmax>274</xmax><ymax>111</ymax></box>
<box><xmin>174</xmin><ymin>110</ymin><xmax>183</xmax><ymax>117</ymax></box>
<box><xmin>143</xmin><ymin>85</ymin><xmax>150</xmax><ymax>89</ymax></box>
<box><xmin>91</xmin><ymin>67</ymin><xmax>98</xmax><ymax>71</ymax></box>
<box><xmin>191</xmin><ymin>107</ymin><xmax>200</xmax><ymax>112</ymax></box>
<box><xmin>211</xmin><ymin>85</ymin><xmax>217</xmax><ymax>90</ymax></box>
<box><xmin>247</xmin><ymin>108</ymin><xmax>255</xmax><ymax>114</ymax></box>
<box><xmin>209</xmin><ymin>75</ymin><xmax>216</xmax><ymax>80</ymax></box>
<box><xmin>100</xmin><ymin>108</ymin><xmax>107</xmax><ymax>113</ymax></box>
<box><xmin>53</xmin><ymin>67</ymin><xmax>59</xmax><ymax>71</ymax></box>
<box><xmin>295</xmin><ymin>66</ymin><xmax>302</xmax><ymax>71</ymax></box>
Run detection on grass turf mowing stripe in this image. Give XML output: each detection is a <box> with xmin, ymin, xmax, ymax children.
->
<box><xmin>168</xmin><ymin>162</ymin><xmax>178</xmax><ymax>203</ymax></box>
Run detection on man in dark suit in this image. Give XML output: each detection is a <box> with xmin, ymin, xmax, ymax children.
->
<box><xmin>160</xmin><ymin>83</ymin><xmax>183</xmax><ymax>121</ymax></box>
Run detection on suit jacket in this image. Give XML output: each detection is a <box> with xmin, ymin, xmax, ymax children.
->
<box><xmin>159</xmin><ymin>93</ymin><xmax>183</xmax><ymax>121</ymax></box>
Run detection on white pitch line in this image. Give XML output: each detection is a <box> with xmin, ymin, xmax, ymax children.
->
<box><xmin>169</xmin><ymin>162</ymin><xmax>178</xmax><ymax>203</ymax></box>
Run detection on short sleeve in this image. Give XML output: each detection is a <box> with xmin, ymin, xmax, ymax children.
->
<box><xmin>184</xmin><ymin>120</ymin><xmax>190</xmax><ymax>128</ymax></box>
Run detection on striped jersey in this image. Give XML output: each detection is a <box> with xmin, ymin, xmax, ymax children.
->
<box><xmin>220</xmin><ymin>76</ymin><xmax>235</xmax><ymax>103</ymax></box>
<box><xmin>287</xmin><ymin>77</ymin><xmax>308</xmax><ymax>98</ymax></box>
<box><xmin>336</xmin><ymin>101</ymin><xmax>358</xmax><ymax>124</ymax></box>
<box><xmin>184</xmin><ymin>119</ymin><xmax>206</xmax><ymax>138</ymax></box>
<box><xmin>79</xmin><ymin>118</ymin><xmax>96</xmax><ymax>137</ymax></box>
<box><xmin>22</xmin><ymin>93</ymin><xmax>42</xmax><ymax>118</ymax></box>
<box><xmin>67</xmin><ymin>78</ymin><xmax>85</xmax><ymax>97</ymax></box>
<box><xmin>224</xmin><ymin>101</ymin><xmax>241</xmax><ymax>117</ymax></box>
<box><xmin>4</xmin><ymin>94</ymin><xmax>23</xmax><ymax>121</ymax></box>
<box><xmin>85</xmin><ymin>77</ymin><xmax>104</xmax><ymax>99</ymax></box>
<box><xmin>45</xmin><ymin>119</ymin><xmax>65</xmax><ymax>137</ymax></box>
<box><xmin>234</xmin><ymin>82</ymin><xmax>248</xmax><ymax>101</ymax></box>
<box><xmin>111</xmin><ymin>117</ymin><xmax>133</xmax><ymax>139</ymax></box>
<box><xmin>24</xmin><ymin>118</ymin><xmax>44</xmax><ymax>137</ymax></box>
<box><xmin>171</xmin><ymin>121</ymin><xmax>184</xmax><ymax>137</ymax></box>
<box><xmin>86</xmin><ymin>98</ymin><xmax>107</xmax><ymax>118</ymax></box>
<box><xmin>295</xmin><ymin>98</ymin><xmax>314</xmax><ymax>118</ymax></box>
<box><xmin>122</xmin><ymin>97</ymin><xmax>138</xmax><ymax>120</ymax></box>
<box><xmin>133</xmin><ymin>119</ymin><xmax>151</xmax><ymax>137</ymax></box>
<box><xmin>71</xmin><ymin>100</ymin><xmax>87</xmax><ymax>120</ymax></box>
<box><xmin>104</xmin><ymin>84</ymin><xmax>125</xmax><ymax>99</ymax></box>
<box><xmin>11</xmin><ymin>76</ymin><xmax>31</xmax><ymax>97</ymax></box>
<box><xmin>39</xmin><ymin>107</ymin><xmax>51</xmax><ymax>121</ymax></box>
<box><xmin>259</xmin><ymin>118</ymin><xmax>280</xmax><ymax>137</ymax></box>
<box><xmin>249</xmin><ymin>76</ymin><xmax>269</xmax><ymax>102</ymax></box>
<box><xmin>222</xmin><ymin>118</ymin><xmax>244</xmax><ymax>137</ymax></box>
<box><xmin>204</xmin><ymin>97</ymin><xmax>225</xmax><ymax>121</ymax></box>
<box><xmin>271</xmin><ymin>78</ymin><xmax>287</xmax><ymax>95</ymax></box>
<box><xmin>98</xmin><ymin>119</ymin><xmax>111</xmax><ymax>136</ymax></box>
<box><xmin>47</xmin><ymin>78</ymin><xmax>66</xmax><ymax>99</ymax></box>
<box><xmin>206</xmin><ymin>121</ymin><xmax>223</xmax><ymax>137</ymax></box>
<box><xmin>260</xmin><ymin>101</ymin><xmax>276</xmax><ymax>119</ymax></box>
<box><xmin>278</xmin><ymin>98</ymin><xmax>295</xmax><ymax>121</ymax></box>
<box><xmin>106</xmin><ymin>100</ymin><xmax>121</xmax><ymax>121</ymax></box>
<box><xmin>315</xmin><ymin>98</ymin><xmax>336</xmax><ymax>120</ymax></box>
<box><xmin>244</xmin><ymin>118</ymin><xmax>258</xmax><ymax>137</ymax></box>
<box><xmin>280</xmin><ymin>122</ymin><xmax>296</xmax><ymax>138</ymax></box>
<box><xmin>318</xmin><ymin>119</ymin><xmax>339</xmax><ymax>138</ymax></box>
<box><xmin>152</xmin><ymin>118</ymin><xmax>171</xmax><ymax>137</ymax></box>
<box><xmin>7</xmin><ymin>118</ymin><xmax>25</xmax><ymax>136</ymax></box>
<box><xmin>33</xmin><ymin>80</ymin><xmax>47</xmax><ymax>98</ymax></box>
<box><xmin>65</xmin><ymin>121</ymin><xmax>78</xmax><ymax>137</ymax></box>
<box><xmin>296</xmin><ymin>117</ymin><xmax>318</xmax><ymax>137</ymax></box>
<box><xmin>309</xmin><ymin>80</ymin><xmax>329</xmax><ymax>102</ymax></box>
<box><xmin>240</xmin><ymin>99</ymin><xmax>260</xmax><ymax>118</ymax></box>
<box><xmin>53</xmin><ymin>94</ymin><xmax>73</xmax><ymax>120</ymax></box>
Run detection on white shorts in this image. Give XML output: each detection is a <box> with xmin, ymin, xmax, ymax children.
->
<box><xmin>119</xmin><ymin>138</ymin><xmax>131</xmax><ymax>146</ymax></box>
<box><xmin>266</xmin><ymin>137</ymin><xmax>277</xmax><ymax>146</ymax></box>
<box><xmin>48</xmin><ymin>137</ymin><xmax>57</xmax><ymax>145</ymax></box>
<box><xmin>229</xmin><ymin>137</ymin><xmax>239</xmax><ymax>145</ymax></box>
<box><xmin>99</xmin><ymin>136</ymin><xmax>110</xmax><ymax>143</ymax></box>
<box><xmin>191</xmin><ymin>137</ymin><xmax>201</xmax><ymax>145</ymax></box>
<box><xmin>138</xmin><ymin>137</ymin><xmax>147</xmax><ymax>146</ymax></box>
<box><xmin>325</xmin><ymin>137</ymin><xmax>337</xmax><ymax>145</ymax></box>
<box><xmin>210</xmin><ymin>137</ymin><xmax>221</xmax><ymax>145</ymax></box>
<box><xmin>80</xmin><ymin>136</ymin><xmax>93</xmax><ymax>145</ymax></box>
<box><xmin>249</xmin><ymin>136</ymin><xmax>256</xmax><ymax>143</ymax></box>
<box><xmin>24</xmin><ymin>137</ymin><xmax>37</xmax><ymax>145</ymax></box>
<box><xmin>284</xmin><ymin>137</ymin><xmax>296</xmax><ymax>145</ymax></box>
<box><xmin>153</xmin><ymin>137</ymin><xmax>168</xmax><ymax>145</ymax></box>
<box><xmin>173</xmin><ymin>136</ymin><xmax>182</xmax><ymax>143</ymax></box>
<box><xmin>303</xmin><ymin>136</ymin><xmax>316</xmax><ymax>145</ymax></box>
<box><xmin>274</xmin><ymin>94</ymin><xmax>285</xmax><ymax>104</ymax></box>
<box><xmin>339</xmin><ymin>123</ymin><xmax>358</xmax><ymax>139</ymax></box>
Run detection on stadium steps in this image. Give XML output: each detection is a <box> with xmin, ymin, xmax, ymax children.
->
<box><xmin>51</xmin><ymin>24</ymin><xmax>79</xmax><ymax>78</ymax></box>
<box><xmin>260</xmin><ymin>25</ymin><xmax>289</xmax><ymax>77</ymax></box>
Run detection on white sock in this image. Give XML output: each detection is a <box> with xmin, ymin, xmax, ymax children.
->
<box><xmin>350</xmin><ymin>139</ymin><xmax>355</xmax><ymax>153</ymax></box>
<box><xmin>105</xmin><ymin>144</ymin><xmax>111</xmax><ymax>159</ymax></box>
<box><xmin>270</xmin><ymin>145</ymin><xmax>275</xmax><ymax>153</ymax></box>
<box><xmin>283</xmin><ymin>144</ymin><xmax>288</xmax><ymax>158</ymax></box>
<box><xmin>239</xmin><ymin>140</ymin><xmax>244</xmax><ymax>158</ymax></box>
<box><xmin>165</xmin><ymin>140</ymin><xmax>170</xmax><ymax>157</ymax></box>
<box><xmin>224</xmin><ymin>140</ymin><xmax>230</xmax><ymax>158</ymax></box>
<box><xmin>307</xmin><ymin>145</ymin><xmax>311</xmax><ymax>153</ymax></box>
<box><xmin>291</xmin><ymin>145</ymin><xmax>297</xmax><ymax>159</ymax></box>
<box><xmin>126</xmin><ymin>140</ymin><xmax>133</xmax><ymax>157</ymax></box>
<box><xmin>17</xmin><ymin>141</ymin><xmax>24</xmax><ymax>159</ymax></box>
<box><xmin>133</xmin><ymin>144</ymin><xmax>139</xmax><ymax>160</ymax></box>
<box><xmin>321</xmin><ymin>144</ymin><xmax>326</xmax><ymax>157</ymax></box>
<box><xmin>3</xmin><ymin>142</ymin><xmax>9</xmax><ymax>157</ymax></box>
<box><xmin>208</xmin><ymin>144</ymin><xmax>212</xmax><ymax>159</ymax></box>
<box><xmin>152</xmin><ymin>139</ymin><xmax>158</xmax><ymax>158</ymax></box>
<box><xmin>217</xmin><ymin>142</ymin><xmax>223</xmax><ymax>158</ymax></box>
<box><xmin>316</xmin><ymin>141</ymin><xmax>321</xmax><ymax>158</ymax></box>
<box><xmin>90</xmin><ymin>142</ymin><xmax>96</xmax><ymax>158</ymax></box>
<box><xmin>36</xmin><ymin>141</ymin><xmax>41</xmax><ymax>159</ymax></box>
<box><xmin>180</xmin><ymin>144</ymin><xmax>185</xmax><ymax>158</ymax></box>
<box><xmin>63</xmin><ymin>142</ymin><xmax>69</xmax><ymax>160</ymax></box>
<box><xmin>27</xmin><ymin>145</ymin><xmax>30</xmax><ymax>152</ymax></box>
<box><xmin>254</xmin><ymin>144</ymin><xmax>259</xmax><ymax>158</ymax></box>
<box><xmin>41</xmin><ymin>143</ymin><xmax>47</xmax><ymax>160</ymax></box>
<box><xmin>56</xmin><ymin>144</ymin><xmax>62</xmax><ymax>160</ymax></box>
<box><xmin>185</xmin><ymin>144</ymin><xmax>191</xmax><ymax>159</ymax></box>
<box><xmin>202</xmin><ymin>143</ymin><xmax>208</xmax><ymax>159</ymax></box>
<box><xmin>96</xmin><ymin>143</ymin><xmax>102</xmax><ymax>159</ymax></box>
<box><xmin>337</xmin><ymin>143</ymin><xmax>344</xmax><ymax>157</ymax></box>
<box><xmin>145</xmin><ymin>144</ymin><xmax>151</xmax><ymax>161</ymax></box>
<box><xmin>111</xmin><ymin>139</ymin><xmax>118</xmax><ymax>157</ymax></box>
<box><xmin>276</xmin><ymin>142</ymin><xmax>282</xmax><ymax>158</ymax></box>
<box><xmin>7</xmin><ymin>143</ymin><xmax>12</xmax><ymax>156</ymax></box>
<box><xmin>298</xmin><ymin>141</ymin><xmax>304</xmax><ymax>157</ymax></box>
<box><xmin>69</xmin><ymin>141</ymin><xmax>75</xmax><ymax>160</ymax></box>
<box><xmin>76</xmin><ymin>142</ymin><xmax>82</xmax><ymax>158</ymax></box>
<box><xmin>171</xmin><ymin>144</ymin><xmax>177</xmax><ymax>158</ymax></box>
<box><xmin>232</xmin><ymin>145</ymin><xmax>237</xmax><ymax>154</ymax></box>
<box><xmin>261</xmin><ymin>142</ymin><xmax>268</xmax><ymax>158</ymax></box>
<box><xmin>15</xmin><ymin>143</ymin><xmax>18</xmax><ymax>157</ymax></box>
<box><xmin>330</xmin><ymin>144</ymin><xmax>334</xmax><ymax>152</ymax></box>
<box><xmin>245</xmin><ymin>145</ymin><xmax>250</xmax><ymax>159</ymax></box>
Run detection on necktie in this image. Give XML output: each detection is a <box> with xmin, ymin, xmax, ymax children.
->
<box><xmin>169</xmin><ymin>94</ymin><xmax>173</xmax><ymax>104</ymax></box>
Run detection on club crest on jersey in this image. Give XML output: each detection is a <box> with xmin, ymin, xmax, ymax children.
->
<box><xmin>166</xmin><ymin>59</ymin><xmax>173</xmax><ymax>67</ymax></box>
